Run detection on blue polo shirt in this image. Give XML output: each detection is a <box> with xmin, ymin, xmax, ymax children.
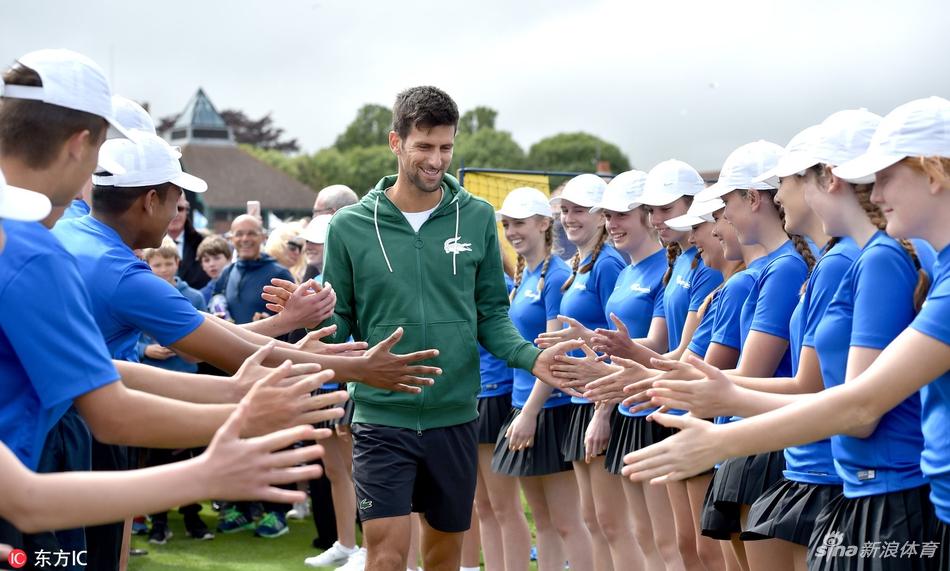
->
<box><xmin>910</xmin><ymin>243</ymin><xmax>950</xmax><ymax>523</ymax></box>
<box><xmin>664</xmin><ymin>246</ymin><xmax>723</xmax><ymax>354</ymax></box>
<box><xmin>813</xmin><ymin>232</ymin><xmax>927</xmax><ymax>497</ymax></box>
<box><xmin>52</xmin><ymin>215</ymin><xmax>205</xmax><ymax>362</ymax></box>
<box><xmin>509</xmin><ymin>256</ymin><xmax>572</xmax><ymax>409</ymax></box>
<box><xmin>737</xmin><ymin>241</ymin><xmax>807</xmax><ymax>378</ymax></box>
<box><xmin>782</xmin><ymin>237</ymin><xmax>859</xmax><ymax>486</ymax></box>
<box><xmin>559</xmin><ymin>244</ymin><xmax>626</xmax><ymax>404</ymax></box>
<box><xmin>0</xmin><ymin>220</ymin><xmax>119</xmax><ymax>470</ymax></box>
<box><xmin>478</xmin><ymin>275</ymin><xmax>515</xmax><ymax>398</ymax></box>
<box><xmin>606</xmin><ymin>248</ymin><xmax>667</xmax><ymax>418</ymax></box>
<box><xmin>59</xmin><ymin>198</ymin><xmax>90</xmax><ymax>222</ymax></box>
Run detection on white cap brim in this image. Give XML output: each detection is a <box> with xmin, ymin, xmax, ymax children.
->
<box><xmin>694</xmin><ymin>182</ymin><xmax>733</xmax><ymax>201</ymax></box>
<box><xmin>97</xmin><ymin>153</ymin><xmax>126</xmax><ymax>176</ymax></box>
<box><xmin>495</xmin><ymin>206</ymin><xmax>551</xmax><ymax>221</ymax></box>
<box><xmin>549</xmin><ymin>195</ymin><xmax>598</xmax><ymax>208</ymax></box>
<box><xmin>832</xmin><ymin>151</ymin><xmax>903</xmax><ymax>184</ymax></box>
<box><xmin>666</xmin><ymin>213</ymin><xmax>711</xmax><ymax>232</ymax></box>
<box><xmin>590</xmin><ymin>199</ymin><xmax>640</xmax><ymax>213</ymax></box>
<box><xmin>754</xmin><ymin>152</ymin><xmax>820</xmax><ymax>187</ymax></box>
<box><xmin>637</xmin><ymin>188</ymin><xmax>684</xmax><ymax>207</ymax></box>
<box><xmin>170</xmin><ymin>171</ymin><xmax>208</xmax><ymax>193</ymax></box>
<box><xmin>106</xmin><ymin>116</ymin><xmax>134</xmax><ymax>140</ymax></box>
<box><xmin>0</xmin><ymin>183</ymin><xmax>52</xmax><ymax>221</ymax></box>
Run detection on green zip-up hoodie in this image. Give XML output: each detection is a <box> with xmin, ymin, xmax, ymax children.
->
<box><xmin>321</xmin><ymin>173</ymin><xmax>541</xmax><ymax>431</ymax></box>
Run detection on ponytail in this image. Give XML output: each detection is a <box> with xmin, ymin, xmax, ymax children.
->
<box><xmin>561</xmin><ymin>226</ymin><xmax>608</xmax><ymax>292</ymax></box>
<box><xmin>662</xmin><ymin>241</ymin><xmax>682</xmax><ymax>286</ymax></box>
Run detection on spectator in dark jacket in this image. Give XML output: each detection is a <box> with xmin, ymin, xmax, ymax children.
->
<box><xmin>169</xmin><ymin>192</ymin><xmax>211</xmax><ymax>290</ymax></box>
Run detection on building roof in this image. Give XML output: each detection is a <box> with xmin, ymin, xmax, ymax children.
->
<box><xmin>168</xmin><ymin>88</ymin><xmax>234</xmax><ymax>146</ymax></box>
<box><xmin>180</xmin><ymin>144</ymin><xmax>315</xmax><ymax>211</ymax></box>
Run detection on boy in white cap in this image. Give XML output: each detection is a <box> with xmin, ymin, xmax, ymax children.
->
<box><xmin>0</xmin><ymin>49</ymin><xmax>348</xmax><ymax>569</ymax></box>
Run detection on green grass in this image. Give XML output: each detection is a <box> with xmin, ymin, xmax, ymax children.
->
<box><xmin>129</xmin><ymin>502</ymin><xmax>541</xmax><ymax>570</ymax></box>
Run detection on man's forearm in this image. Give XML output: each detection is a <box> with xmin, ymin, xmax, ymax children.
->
<box><xmin>114</xmin><ymin>361</ymin><xmax>240</xmax><ymax>404</ymax></box>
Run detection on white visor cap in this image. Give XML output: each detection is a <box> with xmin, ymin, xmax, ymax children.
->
<box><xmin>549</xmin><ymin>174</ymin><xmax>607</xmax><ymax>208</ymax></box>
<box><xmin>696</xmin><ymin>140</ymin><xmax>784</xmax><ymax>201</ymax></box>
<box><xmin>93</xmin><ymin>131</ymin><xmax>207</xmax><ymax>193</ymax></box>
<box><xmin>496</xmin><ymin>186</ymin><xmax>552</xmax><ymax>220</ymax></box>
<box><xmin>639</xmin><ymin>160</ymin><xmax>705</xmax><ymax>206</ymax></box>
<box><xmin>833</xmin><ymin>96</ymin><xmax>950</xmax><ymax>183</ymax></box>
<box><xmin>590</xmin><ymin>170</ymin><xmax>648</xmax><ymax>213</ymax></box>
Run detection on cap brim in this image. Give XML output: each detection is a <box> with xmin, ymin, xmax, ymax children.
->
<box><xmin>171</xmin><ymin>172</ymin><xmax>208</xmax><ymax>193</ymax></box>
<box><xmin>105</xmin><ymin>116</ymin><xmax>135</xmax><ymax>140</ymax></box>
<box><xmin>0</xmin><ymin>183</ymin><xmax>52</xmax><ymax>221</ymax></box>
<box><xmin>754</xmin><ymin>153</ymin><xmax>819</xmax><ymax>186</ymax></box>
<box><xmin>637</xmin><ymin>189</ymin><xmax>683</xmax><ymax>206</ymax></box>
<box><xmin>666</xmin><ymin>213</ymin><xmax>705</xmax><ymax>231</ymax></box>
<box><xmin>96</xmin><ymin>152</ymin><xmax>127</xmax><ymax>176</ymax></box>
<box><xmin>832</xmin><ymin>152</ymin><xmax>903</xmax><ymax>184</ymax></box>
<box><xmin>590</xmin><ymin>199</ymin><xmax>640</xmax><ymax>213</ymax></box>
<box><xmin>694</xmin><ymin>182</ymin><xmax>733</xmax><ymax>201</ymax></box>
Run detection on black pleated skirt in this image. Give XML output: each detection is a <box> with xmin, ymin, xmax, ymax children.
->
<box><xmin>700</xmin><ymin>450</ymin><xmax>786</xmax><ymax>539</ymax></box>
<box><xmin>808</xmin><ymin>484</ymin><xmax>940</xmax><ymax>571</ymax></box>
<box><xmin>604</xmin><ymin>412</ymin><xmax>676</xmax><ymax>475</ymax></box>
<box><xmin>477</xmin><ymin>393</ymin><xmax>512</xmax><ymax>444</ymax></box>
<box><xmin>491</xmin><ymin>405</ymin><xmax>573</xmax><ymax>477</ymax></box>
<box><xmin>742</xmin><ymin>478</ymin><xmax>843</xmax><ymax>545</ymax></box>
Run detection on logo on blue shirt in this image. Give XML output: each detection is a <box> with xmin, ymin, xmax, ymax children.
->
<box><xmin>630</xmin><ymin>283</ymin><xmax>651</xmax><ymax>293</ymax></box>
<box><xmin>676</xmin><ymin>276</ymin><xmax>691</xmax><ymax>289</ymax></box>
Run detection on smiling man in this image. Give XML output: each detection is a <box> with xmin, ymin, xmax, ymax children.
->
<box><xmin>319</xmin><ymin>86</ymin><xmax>564</xmax><ymax>571</ymax></box>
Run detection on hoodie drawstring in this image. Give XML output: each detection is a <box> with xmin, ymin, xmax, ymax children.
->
<box><xmin>374</xmin><ymin>195</ymin><xmax>394</xmax><ymax>273</ymax></box>
<box><xmin>453</xmin><ymin>198</ymin><xmax>460</xmax><ymax>276</ymax></box>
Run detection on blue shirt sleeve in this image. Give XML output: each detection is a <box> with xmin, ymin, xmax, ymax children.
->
<box><xmin>850</xmin><ymin>246</ymin><xmax>918</xmax><ymax>349</ymax></box>
<box><xmin>0</xmin><ymin>255</ymin><xmax>119</xmax><ymax>409</ymax></box>
<box><xmin>112</xmin><ymin>268</ymin><xmax>206</xmax><ymax>347</ymax></box>
<box><xmin>802</xmin><ymin>254</ymin><xmax>854</xmax><ymax>348</ymax></box>
<box><xmin>750</xmin><ymin>257</ymin><xmax>807</xmax><ymax>340</ymax></box>
<box><xmin>711</xmin><ymin>277</ymin><xmax>749</xmax><ymax>350</ymax></box>
<box><xmin>911</xmin><ymin>273</ymin><xmax>950</xmax><ymax>344</ymax></box>
<box><xmin>688</xmin><ymin>264</ymin><xmax>723</xmax><ymax>312</ymax></box>
<box><xmin>542</xmin><ymin>266</ymin><xmax>569</xmax><ymax>321</ymax></box>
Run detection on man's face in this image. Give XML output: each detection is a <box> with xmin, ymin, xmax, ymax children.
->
<box><xmin>313</xmin><ymin>195</ymin><xmax>333</xmax><ymax>218</ymax></box>
<box><xmin>304</xmin><ymin>241</ymin><xmax>324</xmax><ymax>269</ymax></box>
<box><xmin>391</xmin><ymin>124</ymin><xmax>455</xmax><ymax>193</ymax></box>
<box><xmin>167</xmin><ymin>193</ymin><xmax>189</xmax><ymax>236</ymax></box>
<box><xmin>148</xmin><ymin>254</ymin><xmax>179</xmax><ymax>285</ymax></box>
<box><xmin>201</xmin><ymin>253</ymin><xmax>229</xmax><ymax>279</ymax></box>
<box><xmin>230</xmin><ymin>217</ymin><xmax>264</xmax><ymax>260</ymax></box>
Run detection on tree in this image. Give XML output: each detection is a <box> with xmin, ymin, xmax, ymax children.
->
<box><xmin>527</xmin><ymin>132</ymin><xmax>631</xmax><ymax>174</ymax></box>
<box><xmin>449</xmin><ymin>129</ymin><xmax>525</xmax><ymax>174</ymax></box>
<box><xmin>334</xmin><ymin>104</ymin><xmax>393</xmax><ymax>151</ymax></box>
<box><xmin>343</xmin><ymin>145</ymin><xmax>399</xmax><ymax>195</ymax></box>
<box><xmin>458</xmin><ymin>106</ymin><xmax>498</xmax><ymax>135</ymax></box>
<box><xmin>294</xmin><ymin>148</ymin><xmax>350</xmax><ymax>193</ymax></box>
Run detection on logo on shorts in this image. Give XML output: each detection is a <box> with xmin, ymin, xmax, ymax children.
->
<box><xmin>444</xmin><ymin>237</ymin><xmax>472</xmax><ymax>255</ymax></box>
<box><xmin>359</xmin><ymin>498</ymin><xmax>373</xmax><ymax>511</ymax></box>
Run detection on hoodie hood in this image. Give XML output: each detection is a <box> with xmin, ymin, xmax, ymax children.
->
<box><xmin>360</xmin><ymin>173</ymin><xmax>473</xmax><ymax>275</ymax></box>
<box><xmin>235</xmin><ymin>252</ymin><xmax>280</xmax><ymax>272</ymax></box>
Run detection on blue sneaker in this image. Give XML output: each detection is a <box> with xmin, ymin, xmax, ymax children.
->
<box><xmin>530</xmin><ymin>546</ymin><xmax>538</xmax><ymax>561</ymax></box>
<box><xmin>216</xmin><ymin>506</ymin><xmax>254</xmax><ymax>534</ymax></box>
<box><xmin>255</xmin><ymin>511</ymin><xmax>289</xmax><ymax>539</ymax></box>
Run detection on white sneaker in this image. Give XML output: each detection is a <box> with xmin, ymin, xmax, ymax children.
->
<box><xmin>304</xmin><ymin>541</ymin><xmax>359</xmax><ymax>568</ymax></box>
<box><xmin>287</xmin><ymin>500</ymin><xmax>311</xmax><ymax>520</ymax></box>
<box><xmin>335</xmin><ymin>547</ymin><xmax>367</xmax><ymax>571</ymax></box>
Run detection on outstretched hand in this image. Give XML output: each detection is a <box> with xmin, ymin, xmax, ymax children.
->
<box><xmin>645</xmin><ymin>355</ymin><xmax>737</xmax><ymax>418</ymax></box>
<box><xmin>243</xmin><ymin>361</ymin><xmax>348</xmax><ymax>436</ymax></box>
<box><xmin>295</xmin><ymin>325</ymin><xmax>368</xmax><ymax>357</ymax></box>
<box><xmin>584</xmin><ymin>355</ymin><xmax>652</xmax><ymax>404</ymax></box>
<box><xmin>262</xmin><ymin>278</ymin><xmax>337</xmax><ymax>329</ymax></box>
<box><xmin>550</xmin><ymin>343</ymin><xmax>618</xmax><ymax>388</ymax></box>
<box><xmin>621</xmin><ymin>412</ymin><xmax>724</xmax><ymax>484</ymax></box>
<box><xmin>534</xmin><ymin>316</ymin><xmax>595</xmax><ymax>349</ymax></box>
<box><xmin>356</xmin><ymin>328</ymin><xmax>441</xmax><ymax>393</ymax></box>
<box><xmin>202</xmin><ymin>397</ymin><xmax>329</xmax><ymax>504</ymax></box>
<box><xmin>590</xmin><ymin>313</ymin><xmax>640</xmax><ymax>359</ymax></box>
<box><xmin>532</xmin><ymin>338</ymin><xmax>588</xmax><ymax>398</ymax></box>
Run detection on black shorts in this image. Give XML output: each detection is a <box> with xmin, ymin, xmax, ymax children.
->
<box><xmin>351</xmin><ymin>421</ymin><xmax>478</xmax><ymax>533</ymax></box>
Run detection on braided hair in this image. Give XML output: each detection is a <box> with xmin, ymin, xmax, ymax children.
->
<box><xmin>510</xmin><ymin>223</ymin><xmax>555</xmax><ymax>301</ymax></box>
<box><xmin>562</xmin><ymin>226</ymin><xmax>609</xmax><ymax>292</ymax></box>
<box><xmin>662</xmin><ymin>241</ymin><xmax>682</xmax><ymax>286</ymax></box>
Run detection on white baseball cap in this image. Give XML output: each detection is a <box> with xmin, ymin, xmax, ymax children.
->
<box><xmin>109</xmin><ymin>95</ymin><xmax>156</xmax><ymax>138</ymax></box>
<box><xmin>496</xmin><ymin>187</ymin><xmax>552</xmax><ymax>220</ymax></box>
<box><xmin>302</xmin><ymin>214</ymin><xmax>332</xmax><ymax>244</ymax></box>
<box><xmin>697</xmin><ymin>141</ymin><xmax>784</xmax><ymax>201</ymax></box>
<box><xmin>549</xmin><ymin>174</ymin><xmax>607</xmax><ymax>208</ymax></box>
<box><xmin>754</xmin><ymin>126</ymin><xmax>826</xmax><ymax>188</ymax></box>
<box><xmin>93</xmin><ymin>131</ymin><xmax>207</xmax><ymax>192</ymax></box>
<box><xmin>833</xmin><ymin>96</ymin><xmax>950</xmax><ymax>183</ymax></box>
<box><xmin>1</xmin><ymin>49</ymin><xmax>132</xmax><ymax>141</ymax></box>
<box><xmin>638</xmin><ymin>159</ymin><xmax>705</xmax><ymax>206</ymax></box>
<box><xmin>0</xmin><ymin>169</ymin><xmax>52</xmax><ymax>222</ymax></box>
<box><xmin>590</xmin><ymin>170</ymin><xmax>648</xmax><ymax>213</ymax></box>
<box><xmin>666</xmin><ymin>198</ymin><xmax>725</xmax><ymax>231</ymax></box>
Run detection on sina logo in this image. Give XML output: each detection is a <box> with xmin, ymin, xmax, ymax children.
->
<box><xmin>444</xmin><ymin>237</ymin><xmax>472</xmax><ymax>255</ymax></box>
<box><xmin>630</xmin><ymin>282</ymin><xmax>651</xmax><ymax>293</ymax></box>
<box><xmin>676</xmin><ymin>276</ymin><xmax>691</xmax><ymax>289</ymax></box>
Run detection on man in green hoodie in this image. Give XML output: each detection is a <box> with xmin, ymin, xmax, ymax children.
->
<box><xmin>318</xmin><ymin>86</ymin><xmax>564</xmax><ymax>571</ymax></box>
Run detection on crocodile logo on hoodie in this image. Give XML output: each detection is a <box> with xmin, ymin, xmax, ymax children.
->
<box><xmin>444</xmin><ymin>237</ymin><xmax>472</xmax><ymax>255</ymax></box>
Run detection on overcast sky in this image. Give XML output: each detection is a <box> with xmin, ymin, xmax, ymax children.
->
<box><xmin>2</xmin><ymin>0</ymin><xmax>948</xmax><ymax>172</ymax></box>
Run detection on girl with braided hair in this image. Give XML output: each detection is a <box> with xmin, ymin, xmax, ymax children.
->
<box><xmin>491</xmin><ymin>187</ymin><xmax>591</xmax><ymax>571</ymax></box>
<box><xmin>536</xmin><ymin>174</ymin><xmax>626</xmax><ymax>570</ymax></box>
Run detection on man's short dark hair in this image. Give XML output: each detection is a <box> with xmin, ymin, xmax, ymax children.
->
<box><xmin>0</xmin><ymin>64</ymin><xmax>108</xmax><ymax>168</ymax></box>
<box><xmin>391</xmin><ymin>86</ymin><xmax>459</xmax><ymax>139</ymax></box>
<box><xmin>92</xmin><ymin>182</ymin><xmax>177</xmax><ymax>217</ymax></box>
